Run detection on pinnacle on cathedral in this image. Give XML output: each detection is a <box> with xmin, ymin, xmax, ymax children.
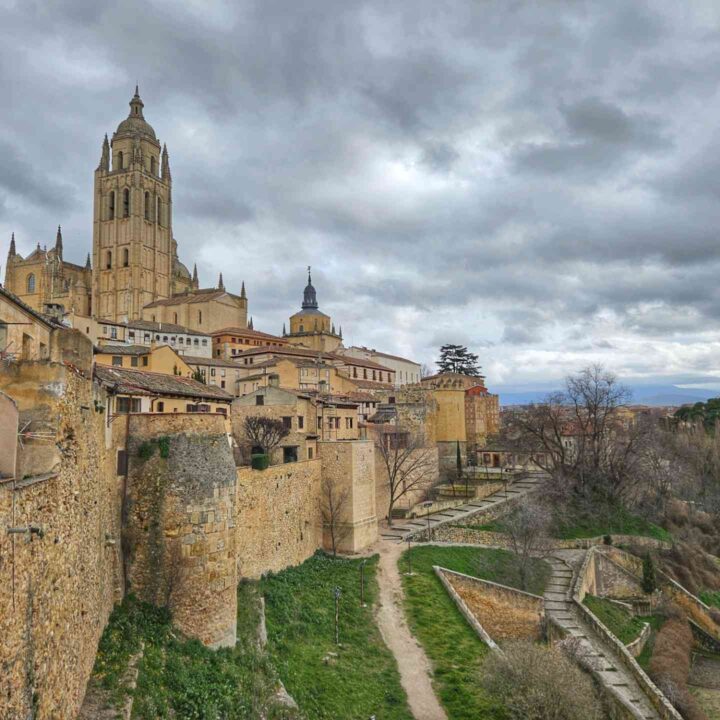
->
<box><xmin>98</xmin><ymin>134</ymin><xmax>110</xmax><ymax>171</ymax></box>
<box><xmin>162</xmin><ymin>143</ymin><xmax>171</xmax><ymax>181</ymax></box>
<box><xmin>249</xmin><ymin>316</ymin><xmax>254</xmax><ymax>330</ymax></box>
<box><xmin>192</xmin><ymin>263</ymin><xmax>199</xmax><ymax>288</ymax></box>
<box><xmin>241</xmin><ymin>281</ymin><xmax>246</xmax><ymax>299</ymax></box>
<box><xmin>9</xmin><ymin>232</ymin><xmax>15</xmax><ymax>257</ymax></box>
<box><xmin>85</xmin><ymin>253</ymin><xmax>91</xmax><ymax>270</ymax></box>
<box><xmin>218</xmin><ymin>272</ymin><xmax>225</xmax><ymax>291</ymax></box>
<box><xmin>55</xmin><ymin>225</ymin><xmax>63</xmax><ymax>257</ymax></box>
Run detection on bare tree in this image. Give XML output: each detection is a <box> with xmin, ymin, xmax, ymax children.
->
<box><xmin>242</xmin><ymin>416</ymin><xmax>289</xmax><ymax>456</ymax></box>
<box><xmin>320</xmin><ymin>477</ymin><xmax>351</xmax><ymax>557</ymax></box>
<box><xmin>499</xmin><ymin>498</ymin><xmax>552</xmax><ymax>591</ymax></box>
<box><xmin>372</xmin><ymin>425</ymin><xmax>437</xmax><ymax>526</ymax></box>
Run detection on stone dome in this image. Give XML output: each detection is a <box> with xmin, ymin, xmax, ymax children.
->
<box><xmin>114</xmin><ymin>87</ymin><xmax>157</xmax><ymax>142</ymax></box>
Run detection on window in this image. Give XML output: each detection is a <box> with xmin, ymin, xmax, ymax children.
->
<box><xmin>179</xmin><ymin>337</ymin><xmax>184</xmax><ymax>345</ymax></box>
<box><xmin>283</xmin><ymin>446</ymin><xmax>298</xmax><ymax>463</ymax></box>
<box><xmin>106</xmin><ymin>251</ymin><xmax>112</xmax><ymax>269</ymax></box>
<box><xmin>128</xmin><ymin>331</ymin><xmax>135</xmax><ymax>340</ymax></box>
<box><xmin>156</xmin><ymin>198</ymin><xmax>162</xmax><ymax>225</ymax></box>
<box><xmin>117</xmin><ymin>151</ymin><xmax>124</xmax><ymax>170</ymax></box>
<box><xmin>216</xmin><ymin>407</ymin><xmax>227</xmax><ymax>416</ymax></box>
<box><xmin>123</xmin><ymin>248</ymin><xmax>129</xmax><ymax>267</ymax></box>
<box><xmin>282</xmin><ymin>416</ymin><xmax>292</xmax><ymax>430</ymax></box>
<box><xmin>111</xmin><ymin>326</ymin><xmax>118</xmax><ymax>339</ymax></box>
<box><xmin>174</xmin><ymin>313</ymin><xmax>178</xmax><ymax>324</ymax></box>
<box><xmin>112</xmin><ymin>356</ymin><xmax>122</xmax><ymax>366</ymax></box>
<box><xmin>255</xmin><ymin>395</ymin><xmax>264</xmax><ymax>406</ymax></box>
<box><xmin>221</xmin><ymin>369</ymin><xmax>226</xmax><ymax>377</ymax></box>
<box><xmin>109</xmin><ymin>191</ymin><xmax>115</xmax><ymax>219</ymax></box>
<box><xmin>221</xmin><ymin>380</ymin><xmax>225</xmax><ymax>389</ymax></box>
<box><xmin>363</xmin><ymin>369</ymin><xmax>367</xmax><ymax>379</ymax></box>
<box><xmin>308</xmin><ymin>447</ymin><xmax>313</xmax><ymax>460</ymax></box>
<box><xmin>157</xmin><ymin>401</ymin><xmax>165</xmax><ymax>412</ymax></box>
<box><xmin>197</xmin><ymin>403</ymin><xmax>210</xmax><ymax>413</ymax></box>
<box><xmin>116</xmin><ymin>397</ymin><xmax>141</xmax><ymax>413</ymax></box>
<box><xmin>123</xmin><ymin>188</ymin><xmax>130</xmax><ymax>217</ymax></box>
<box><xmin>194</xmin><ymin>339</ymin><xmax>199</xmax><ymax>346</ymax></box>
<box><xmin>142</xmin><ymin>356</ymin><xmax>148</xmax><ymax>366</ymax></box>
<box><xmin>373</xmin><ymin>370</ymin><xmax>376</xmax><ymax>380</ymax></box>
<box><xmin>26</xmin><ymin>273</ymin><xmax>35</xmax><ymax>293</ymax></box>
<box><xmin>130</xmin><ymin>356</ymin><xmax>138</xmax><ymax>367</ymax></box>
<box><xmin>345</xmin><ymin>417</ymin><xmax>353</xmax><ymax>429</ymax></box>
<box><xmin>144</xmin><ymin>333</ymin><xmax>150</xmax><ymax>342</ymax></box>
<box><xmin>210</xmin><ymin>368</ymin><xmax>216</xmax><ymax>377</ymax></box>
<box><xmin>144</xmin><ymin>192</ymin><xmax>150</xmax><ymax>220</ymax></box>
<box><xmin>298</xmin><ymin>415</ymin><xmax>304</xmax><ymax>429</ymax></box>
<box><xmin>150</xmin><ymin>156</ymin><xmax>157</xmax><ymax>175</ymax></box>
<box><xmin>116</xmin><ymin>450</ymin><xmax>128</xmax><ymax>476</ymax></box>
<box><xmin>198</xmin><ymin>311</ymin><xmax>202</xmax><ymax>325</ymax></box>
<box><xmin>201</xmin><ymin>339</ymin><xmax>207</xmax><ymax>346</ymax></box>
<box><xmin>299</xmin><ymin>325</ymin><xmax>304</xmax><ymax>332</ymax></box>
<box><xmin>353</xmin><ymin>367</ymin><xmax>357</xmax><ymax>378</ymax></box>
<box><xmin>186</xmin><ymin>404</ymin><xmax>197</xmax><ymax>413</ymax></box>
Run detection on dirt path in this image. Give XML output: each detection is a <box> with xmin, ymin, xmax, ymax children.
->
<box><xmin>375</xmin><ymin>540</ymin><xmax>448</xmax><ymax>720</ymax></box>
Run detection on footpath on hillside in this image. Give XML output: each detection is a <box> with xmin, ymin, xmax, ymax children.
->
<box><xmin>375</xmin><ymin>541</ymin><xmax>448</xmax><ymax>720</ymax></box>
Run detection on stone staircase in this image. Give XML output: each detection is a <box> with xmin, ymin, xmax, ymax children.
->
<box><xmin>544</xmin><ymin>554</ymin><xmax>661</xmax><ymax>720</ymax></box>
<box><xmin>380</xmin><ymin>474</ymin><xmax>546</xmax><ymax>542</ymax></box>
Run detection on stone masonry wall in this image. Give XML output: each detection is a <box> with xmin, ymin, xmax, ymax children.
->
<box><xmin>125</xmin><ymin>414</ymin><xmax>238</xmax><ymax>648</ymax></box>
<box><xmin>0</xmin><ymin>362</ymin><xmax>121</xmax><ymax>720</ymax></box>
<box><xmin>443</xmin><ymin>569</ymin><xmax>544</xmax><ymax>641</ymax></box>
<box><xmin>318</xmin><ymin>440</ymin><xmax>378</xmax><ymax>553</ymax></box>
<box><xmin>235</xmin><ymin>459</ymin><xmax>323</xmax><ymax>579</ymax></box>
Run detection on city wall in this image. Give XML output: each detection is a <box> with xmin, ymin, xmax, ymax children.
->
<box><xmin>0</xmin><ymin>362</ymin><xmax>121</xmax><ymax>720</ymax></box>
<box><xmin>124</xmin><ymin>413</ymin><xmax>238</xmax><ymax>648</ymax></box>
<box><xmin>235</xmin><ymin>459</ymin><xmax>323</xmax><ymax>578</ymax></box>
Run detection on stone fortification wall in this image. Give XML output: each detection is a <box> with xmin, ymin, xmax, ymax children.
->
<box><xmin>318</xmin><ymin>440</ymin><xmax>378</xmax><ymax>552</ymax></box>
<box><xmin>442</xmin><ymin>568</ymin><xmax>544</xmax><ymax>641</ymax></box>
<box><xmin>125</xmin><ymin>413</ymin><xmax>238</xmax><ymax>648</ymax></box>
<box><xmin>236</xmin><ymin>459</ymin><xmax>323</xmax><ymax>578</ymax></box>
<box><xmin>0</xmin><ymin>361</ymin><xmax>121</xmax><ymax>720</ymax></box>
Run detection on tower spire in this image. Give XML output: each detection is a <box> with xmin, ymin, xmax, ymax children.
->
<box><xmin>192</xmin><ymin>263</ymin><xmax>198</xmax><ymax>289</ymax></box>
<box><xmin>129</xmin><ymin>85</ymin><xmax>144</xmax><ymax>118</ymax></box>
<box><xmin>9</xmin><ymin>232</ymin><xmax>15</xmax><ymax>257</ymax></box>
<box><xmin>249</xmin><ymin>316</ymin><xmax>254</xmax><ymax>330</ymax></box>
<box><xmin>98</xmin><ymin>134</ymin><xmax>110</xmax><ymax>171</ymax></box>
<box><xmin>162</xmin><ymin>143</ymin><xmax>171</xmax><ymax>181</ymax></box>
<box><xmin>282</xmin><ymin>322</ymin><xmax>287</xmax><ymax>336</ymax></box>
<box><xmin>218</xmin><ymin>272</ymin><xmax>225</xmax><ymax>290</ymax></box>
<box><xmin>302</xmin><ymin>266</ymin><xmax>318</xmax><ymax>309</ymax></box>
<box><xmin>55</xmin><ymin>225</ymin><xmax>63</xmax><ymax>256</ymax></box>
<box><xmin>241</xmin><ymin>281</ymin><xmax>246</xmax><ymax>299</ymax></box>
<box><xmin>85</xmin><ymin>253</ymin><xmax>91</xmax><ymax>270</ymax></box>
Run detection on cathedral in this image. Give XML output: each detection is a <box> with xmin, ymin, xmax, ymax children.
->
<box><xmin>4</xmin><ymin>88</ymin><xmax>247</xmax><ymax>334</ymax></box>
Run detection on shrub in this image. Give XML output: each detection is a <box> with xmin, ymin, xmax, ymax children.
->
<box><xmin>251</xmin><ymin>453</ymin><xmax>270</xmax><ymax>471</ymax></box>
<box><xmin>603</xmin><ymin>534</ymin><xmax>612</xmax><ymax>545</ymax></box>
<box><xmin>157</xmin><ymin>436</ymin><xmax>170</xmax><ymax>459</ymax></box>
<box><xmin>642</xmin><ymin>553</ymin><xmax>657</xmax><ymax>594</ymax></box>
<box><xmin>481</xmin><ymin>640</ymin><xmax>605</xmax><ymax>720</ymax></box>
<box><xmin>138</xmin><ymin>442</ymin><xmax>155</xmax><ymax>460</ymax></box>
<box><xmin>649</xmin><ymin>614</ymin><xmax>706</xmax><ymax>720</ymax></box>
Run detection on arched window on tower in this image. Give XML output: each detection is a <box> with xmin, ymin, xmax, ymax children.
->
<box><xmin>26</xmin><ymin>274</ymin><xmax>36</xmax><ymax>293</ymax></box>
<box><xmin>117</xmin><ymin>151</ymin><xmax>124</xmax><ymax>171</ymax></box>
<box><xmin>299</xmin><ymin>324</ymin><xmax>304</xmax><ymax>333</ymax></box>
<box><xmin>106</xmin><ymin>251</ymin><xmax>112</xmax><ymax>269</ymax></box>
<box><xmin>123</xmin><ymin>189</ymin><xmax>130</xmax><ymax>218</ymax></box>
<box><xmin>150</xmin><ymin>156</ymin><xmax>157</xmax><ymax>175</ymax></box>
<box><xmin>156</xmin><ymin>198</ymin><xmax>162</xmax><ymax>226</ymax></box>
<box><xmin>144</xmin><ymin>192</ymin><xmax>150</xmax><ymax>220</ymax></box>
<box><xmin>109</xmin><ymin>191</ymin><xmax>115</xmax><ymax>220</ymax></box>
<box><xmin>123</xmin><ymin>248</ymin><xmax>129</xmax><ymax>267</ymax></box>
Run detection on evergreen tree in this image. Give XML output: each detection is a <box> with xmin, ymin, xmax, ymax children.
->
<box><xmin>642</xmin><ymin>553</ymin><xmax>657</xmax><ymax>594</ymax></box>
<box><xmin>437</xmin><ymin>344</ymin><xmax>482</xmax><ymax>376</ymax></box>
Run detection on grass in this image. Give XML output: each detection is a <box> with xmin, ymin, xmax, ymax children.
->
<box><xmin>552</xmin><ymin>504</ymin><xmax>672</xmax><ymax>543</ymax></box>
<box><xmin>582</xmin><ymin>595</ymin><xmax>662</xmax><ymax>645</ymax></box>
<box><xmin>89</xmin><ymin>592</ymin><xmax>294</xmax><ymax>720</ymax></box>
<box><xmin>260</xmin><ymin>552</ymin><xmax>412</xmax><ymax>720</ymax></box>
<box><xmin>458</xmin><ymin>505</ymin><xmax>672</xmax><ymax>544</ymax></box>
<box><xmin>700</xmin><ymin>590</ymin><xmax>720</xmax><ymax>609</ymax></box>
<box><xmin>400</xmin><ymin>545</ymin><xmax>552</xmax><ymax>720</ymax></box>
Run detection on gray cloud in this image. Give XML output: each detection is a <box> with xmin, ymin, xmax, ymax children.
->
<box><xmin>2</xmin><ymin>1</ymin><xmax>720</xmax><ymax>386</ymax></box>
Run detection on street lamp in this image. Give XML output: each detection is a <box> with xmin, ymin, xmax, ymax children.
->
<box><xmin>359</xmin><ymin>560</ymin><xmax>367</xmax><ymax>606</ymax></box>
<box><xmin>422</xmin><ymin>500</ymin><xmax>433</xmax><ymax>542</ymax></box>
<box><xmin>334</xmin><ymin>586</ymin><xmax>342</xmax><ymax>645</ymax></box>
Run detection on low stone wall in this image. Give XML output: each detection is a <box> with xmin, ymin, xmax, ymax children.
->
<box><xmin>433</xmin><ymin>567</ymin><xmax>499</xmax><ymax>651</ymax></box>
<box><xmin>441</xmin><ymin>568</ymin><xmax>544</xmax><ymax>641</ymax></box>
<box><xmin>625</xmin><ymin>622</ymin><xmax>652</xmax><ymax>658</ymax></box>
<box><xmin>236</xmin><ymin>459</ymin><xmax>323</xmax><ymax>579</ymax></box>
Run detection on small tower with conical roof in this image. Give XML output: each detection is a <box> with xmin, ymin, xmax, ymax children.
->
<box><xmin>93</xmin><ymin>86</ymin><xmax>175</xmax><ymax>322</ymax></box>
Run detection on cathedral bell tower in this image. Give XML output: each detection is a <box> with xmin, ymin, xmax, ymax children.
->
<box><xmin>92</xmin><ymin>87</ymin><xmax>174</xmax><ymax>321</ymax></box>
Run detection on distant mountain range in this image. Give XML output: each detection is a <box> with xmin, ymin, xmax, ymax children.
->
<box><xmin>497</xmin><ymin>384</ymin><xmax>719</xmax><ymax>408</ymax></box>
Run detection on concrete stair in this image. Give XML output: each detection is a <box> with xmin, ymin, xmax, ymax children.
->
<box><xmin>544</xmin><ymin>555</ymin><xmax>661</xmax><ymax>720</ymax></box>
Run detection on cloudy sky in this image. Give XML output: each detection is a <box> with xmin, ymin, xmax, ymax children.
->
<box><xmin>3</xmin><ymin>1</ymin><xmax>720</xmax><ymax>390</ymax></box>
